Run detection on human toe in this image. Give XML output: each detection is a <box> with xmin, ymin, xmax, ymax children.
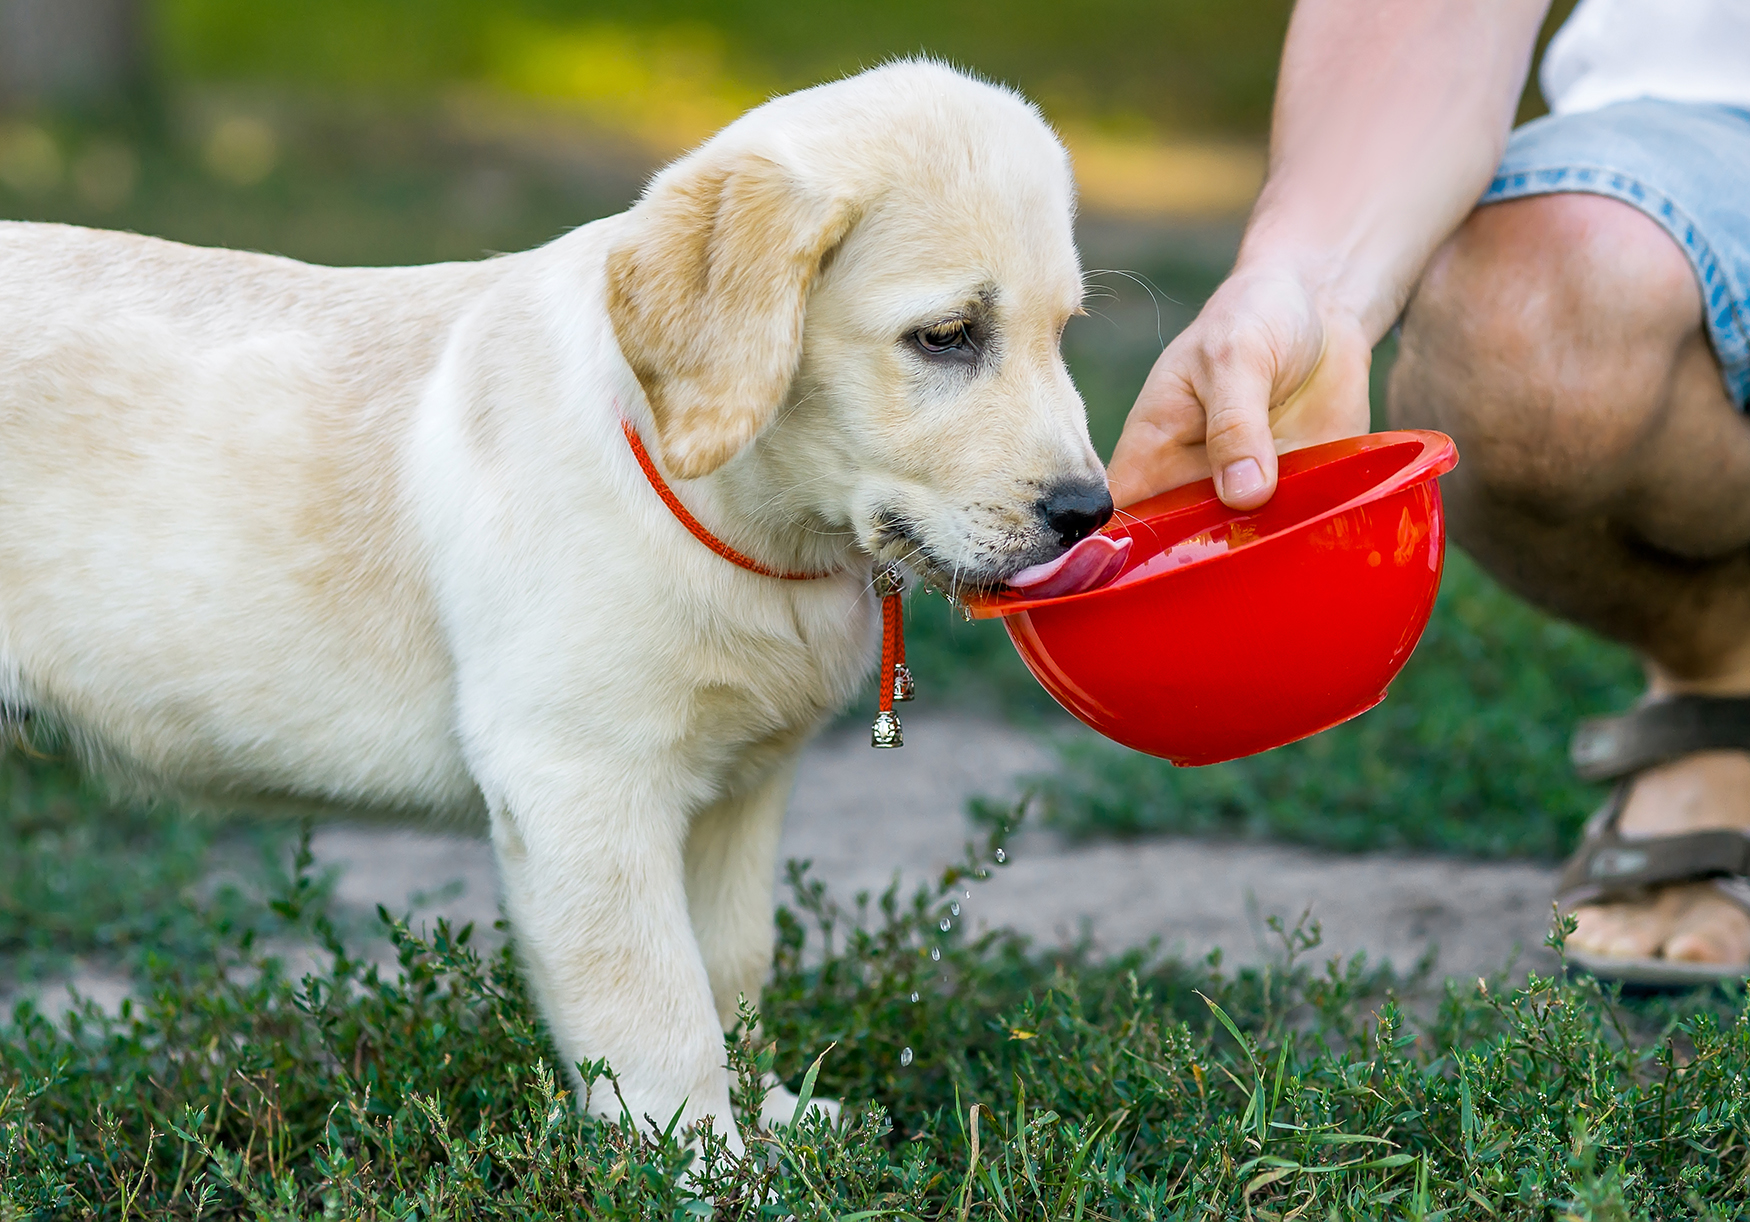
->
<box><xmin>1569</xmin><ymin>894</ymin><xmax>1680</xmax><ymax>960</ymax></box>
<box><xmin>1661</xmin><ymin>886</ymin><xmax>1750</xmax><ymax>965</ymax></box>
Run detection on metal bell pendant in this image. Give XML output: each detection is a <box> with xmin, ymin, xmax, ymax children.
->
<box><xmin>871</xmin><ymin>708</ymin><xmax>903</xmax><ymax>748</ymax></box>
<box><xmin>870</xmin><ymin>562</ymin><xmax>908</xmax><ymax>748</ymax></box>
<box><xmin>892</xmin><ymin>662</ymin><xmax>914</xmax><ymax>702</ymax></box>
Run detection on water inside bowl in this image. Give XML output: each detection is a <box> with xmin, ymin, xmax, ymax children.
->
<box><xmin>1108</xmin><ymin>439</ymin><xmax>1424</xmax><ymax>584</ymax></box>
<box><xmin>1114</xmin><ymin>518</ymin><xmax>1254</xmax><ymax>584</ymax></box>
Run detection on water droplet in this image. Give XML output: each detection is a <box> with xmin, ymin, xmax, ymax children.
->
<box><xmin>994</xmin><ymin>848</ymin><xmax>1007</xmax><ymax>863</ymax></box>
<box><xmin>900</xmin><ymin>1047</ymin><xmax>914</xmax><ymax>1067</ymax></box>
<box><xmin>950</xmin><ymin>902</ymin><xmax>961</xmax><ymax>917</ymax></box>
<box><xmin>931</xmin><ymin>947</ymin><xmax>941</xmax><ymax>961</ymax></box>
<box><xmin>939</xmin><ymin>917</ymin><xmax>952</xmax><ymax>932</ymax></box>
<box><xmin>910</xmin><ymin>992</ymin><xmax>919</xmax><ymax>1003</ymax></box>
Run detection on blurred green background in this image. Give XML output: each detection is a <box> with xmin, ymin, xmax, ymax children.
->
<box><xmin>0</xmin><ymin>0</ymin><xmax>1319</xmax><ymax>308</ymax></box>
<box><xmin>157</xmin><ymin>0</ymin><xmax>1292</xmax><ymax>135</ymax></box>
<box><xmin>1</xmin><ymin>0</ymin><xmax>1579</xmax><ymax>256</ymax></box>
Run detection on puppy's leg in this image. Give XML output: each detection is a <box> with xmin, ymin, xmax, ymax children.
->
<box><xmin>487</xmin><ymin>770</ymin><xmax>742</xmax><ymax>1155</ymax></box>
<box><xmin>683</xmin><ymin>752</ymin><xmax>841</xmax><ymax>1131</ymax></box>
<box><xmin>684</xmin><ymin>754</ymin><xmax>796</xmax><ymax>1030</ymax></box>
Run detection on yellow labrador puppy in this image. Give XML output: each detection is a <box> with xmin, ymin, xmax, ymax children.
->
<box><xmin>0</xmin><ymin>61</ymin><xmax>1109</xmax><ymax>1149</ymax></box>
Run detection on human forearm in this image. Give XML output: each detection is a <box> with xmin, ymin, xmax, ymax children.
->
<box><xmin>1107</xmin><ymin>0</ymin><xmax>1555</xmax><ymax>510</ymax></box>
<box><xmin>1240</xmin><ymin>0</ymin><xmax>1550</xmax><ymax>340</ymax></box>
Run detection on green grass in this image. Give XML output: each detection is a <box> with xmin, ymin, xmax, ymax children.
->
<box><xmin>6</xmin><ymin>765</ymin><xmax>1750</xmax><ymax>1219</ymax></box>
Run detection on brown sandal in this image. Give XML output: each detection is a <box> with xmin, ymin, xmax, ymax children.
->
<box><xmin>1557</xmin><ymin>696</ymin><xmax>1750</xmax><ymax>986</ymax></box>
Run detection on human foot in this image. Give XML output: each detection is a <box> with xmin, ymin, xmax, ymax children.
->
<box><xmin>1568</xmin><ymin>749</ymin><xmax>1750</xmax><ymax>967</ymax></box>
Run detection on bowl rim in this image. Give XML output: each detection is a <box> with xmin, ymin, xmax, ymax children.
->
<box><xmin>966</xmin><ymin>428</ymin><xmax>1457</xmax><ymax>620</ymax></box>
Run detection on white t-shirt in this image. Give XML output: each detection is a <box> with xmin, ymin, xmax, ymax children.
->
<box><xmin>1542</xmin><ymin>0</ymin><xmax>1750</xmax><ymax>115</ymax></box>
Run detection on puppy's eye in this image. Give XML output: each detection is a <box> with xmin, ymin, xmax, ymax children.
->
<box><xmin>912</xmin><ymin>319</ymin><xmax>970</xmax><ymax>354</ymax></box>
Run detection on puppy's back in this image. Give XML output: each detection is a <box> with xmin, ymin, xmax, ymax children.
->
<box><xmin>0</xmin><ymin>222</ymin><xmax>493</xmax><ymax>823</ymax></box>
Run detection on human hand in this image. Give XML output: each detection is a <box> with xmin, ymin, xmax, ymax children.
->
<box><xmin>1106</xmin><ymin>270</ymin><xmax>1374</xmax><ymax>510</ymax></box>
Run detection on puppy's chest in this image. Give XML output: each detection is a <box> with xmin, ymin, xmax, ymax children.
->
<box><xmin>675</xmin><ymin>585</ymin><xmax>873</xmax><ymax>749</ymax></box>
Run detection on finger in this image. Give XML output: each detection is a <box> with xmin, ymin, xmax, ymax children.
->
<box><xmin>1108</xmin><ymin>425</ymin><xmax>1208</xmax><ymax>509</ymax></box>
<box><xmin>1196</xmin><ymin>348</ymin><xmax>1282</xmax><ymax>510</ymax></box>
<box><xmin>1107</xmin><ymin>272</ymin><xmax>1330</xmax><ymax>510</ymax></box>
<box><xmin>1107</xmin><ymin>358</ymin><xmax>1213</xmax><ymax>507</ymax></box>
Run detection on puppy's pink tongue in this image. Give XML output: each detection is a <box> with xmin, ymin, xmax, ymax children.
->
<box><xmin>1008</xmin><ymin>534</ymin><xmax>1132</xmax><ymax>598</ymax></box>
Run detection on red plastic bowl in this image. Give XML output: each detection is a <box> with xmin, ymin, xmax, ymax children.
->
<box><xmin>967</xmin><ymin>430</ymin><xmax>1459</xmax><ymax>765</ymax></box>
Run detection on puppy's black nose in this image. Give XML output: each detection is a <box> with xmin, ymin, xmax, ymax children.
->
<box><xmin>1039</xmin><ymin>481</ymin><xmax>1114</xmax><ymax>548</ymax></box>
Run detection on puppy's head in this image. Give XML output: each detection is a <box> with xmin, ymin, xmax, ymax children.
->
<box><xmin>607</xmin><ymin>60</ymin><xmax>1108</xmax><ymax>593</ymax></box>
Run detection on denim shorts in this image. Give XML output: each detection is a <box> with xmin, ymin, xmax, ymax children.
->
<box><xmin>1480</xmin><ymin>98</ymin><xmax>1750</xmax><ymax>409</ymax></box>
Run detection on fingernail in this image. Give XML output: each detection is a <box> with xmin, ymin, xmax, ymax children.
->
<box><xmin>1221</xmin><ymin>458</ymin><xmax>1265</xmax><ymax>502</ymax></box>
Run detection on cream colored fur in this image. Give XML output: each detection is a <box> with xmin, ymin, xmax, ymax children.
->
<box><xmin>0</xmin><ymin>61</ymin><xmax>1102</xmax><ymax>1153</ymax></box>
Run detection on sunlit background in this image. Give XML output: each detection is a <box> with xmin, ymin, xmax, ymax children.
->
<box><xmin>0</xmin><ymin>0</ymin><xmax>1578</xmax><ymax>451</ymax></box>
<box><xmin>2</xmin><ymin>0</ymin><xmax>1290</xmax><ymax>221</ymax></box>
<box><xmin>3</xmin><ymin>5</ymin><xmax>1301</xmax><ymax>487</ymax></box>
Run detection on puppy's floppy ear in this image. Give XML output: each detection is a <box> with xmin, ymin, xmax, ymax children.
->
<box><xmin>607</xmin><ymin>151</ymin><xmax>857</xmax><ymax>479</ymax></box>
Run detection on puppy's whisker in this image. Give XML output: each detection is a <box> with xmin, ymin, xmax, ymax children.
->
<box><xmin>1085</xmin><ymin>268</ymin><xmax>1176</xmax><ymax>348</ymax></box>
<box><xmin>770</xmin><ymin>387</ymin><xmax>824</xmax><ymax>430</ymax></box>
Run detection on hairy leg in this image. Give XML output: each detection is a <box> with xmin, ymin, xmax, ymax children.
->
<box><xmin>1390</xmin><ymin>192</ymin><xmax>1750</xmax><ymax>965</ymax></box>
<box><xmin>484</xmin><ymin>752</ymin><xmax>742</xmax><ymax>1151</ymax></box>
<box><xmin>685</xmin><ymin>754</ymin><xmax>797</xmax><ymax>1031</ymax></box>
<box><xmin>684</xmin><ymin>752</ymin><xmax>841</xmax><ymax>1130</ymax></box>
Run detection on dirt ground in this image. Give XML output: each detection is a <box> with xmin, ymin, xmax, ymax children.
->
<box><xmin>8</xmin><ymin>711</ymin><xmax>1561</xmax><ymax>1021</ymax></box>
<box><xmin>309</xmin><ymin>711</ymin><xmax>1561</xmax><ymax>987</ymax></box>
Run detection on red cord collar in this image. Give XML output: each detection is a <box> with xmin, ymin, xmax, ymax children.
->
<box><xmin>620</xmin><ymin>415</ymin><xmax>913</xmax><ymax>747</ymax></box>
<box><xmin>619</xmin><ymin>417</ymin><xmax>830</xmax><ymax>581</ymax></box>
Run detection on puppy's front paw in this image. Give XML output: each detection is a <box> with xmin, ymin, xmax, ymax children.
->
<box><xmin>758</xmin><ymin>1073</ymin><xmax>843</xmax><ymax>1131</ymax></box>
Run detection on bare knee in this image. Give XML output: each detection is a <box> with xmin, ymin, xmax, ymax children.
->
<box><xmin>1389</xmin><ymin>193</ymin><xmax>1703</xmax><ymax>517</ymax></box>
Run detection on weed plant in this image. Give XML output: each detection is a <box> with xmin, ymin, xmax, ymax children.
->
<box><xmin>5</xmin><ymin>760</ymin><xmax>1748</xmax><ymax>1219</ymax></box>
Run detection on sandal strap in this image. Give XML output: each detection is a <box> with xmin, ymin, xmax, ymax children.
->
<box><xmin>1714</xmin><ymin>876</ymin><xmax>1750</xmax><ymax>916</ymax></box>
<box><xmin>1557</xmin><ymin>811</ymin><xmax>1750</xmax><ymax>908</ymax></box>
<box><xmin>1570</xmin><ymin>695</ymin><xmax>1750</xmax><ymax>782</ymax></box>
